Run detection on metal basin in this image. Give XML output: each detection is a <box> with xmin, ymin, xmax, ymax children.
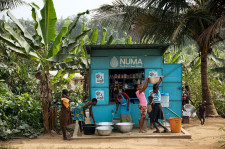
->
<box><xmin>97</xmin><ymin>122</ymin><xmax>114</xmax><ymax>126</ymax></box>
<box><xmin>96</xmin><ymin>126</ymin><xmax>113</xmax><ymax>136</ymax></box>
<box><xmin>116</xmin><ymin>122</ymin><xmax>134</xmax><ymax>133</ymax></box>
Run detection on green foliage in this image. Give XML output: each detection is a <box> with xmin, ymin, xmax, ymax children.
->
<box><xmin>183</xmin><ymin>68</ymin><xmax>225</xmax><ymax>117</ymax></box>
<box><xmin>0</xmin><ymin>83</ymin><xmax>42</xmax><ymax>140</ymax></box>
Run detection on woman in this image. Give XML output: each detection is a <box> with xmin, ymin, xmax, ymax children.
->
<box><xmin>60</xmin><ymin>89</ymin><xmax>73</xmax><ymax>140</ymax></box>
<box><xmin>149</xmin><ymin>77</ymin><xmax>169</xmax><ymax>133</ymax></box>
<box><xmin>114</xmin><ymin>90</ymin><xmax>132</xmax><ymax>122</ymax></box>
<box><xmin>74</xmin><ymin>98</ymin><xmax>97</xmax><ymax>132</ymax></box>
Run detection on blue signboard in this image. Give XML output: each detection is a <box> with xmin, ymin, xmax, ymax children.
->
<box><xmin>110</xmin><ymin>56</ymin><xmax>144</xmax><ymax>68</ymax></box>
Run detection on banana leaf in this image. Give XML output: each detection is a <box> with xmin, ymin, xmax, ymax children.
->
<box><xmin>40</xmin><ymin>0</ymin><xmax>57</xmax><ymax>44</ymax></box>
<box><xmin>89</xmin><ymin>28</ymin><xmax>98</xmax><ymax>44</ymax></box>
<box><xmin>47</xmin><ymin>20</ymin><xmax>72</xmax><ymax>58</ymax></box>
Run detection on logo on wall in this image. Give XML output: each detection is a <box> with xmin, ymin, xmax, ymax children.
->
<box><xmin>96</xmin><ymin>72</ymin><xmax>104</xmax><ymax>83</ymax></box>
<box><xmin>110</xmin><ymin>56</ymin><xmax>119</xmax><ymax>68</ymax></box>
<box><xmin>110</xmin><ymin>56</ymin><xmax>143</xmax><ymax>68</ymax></box>
<box><xmin>96</xmin><ymin>91</ymin><xmax>104</xmax><ymax>100</ymax></box>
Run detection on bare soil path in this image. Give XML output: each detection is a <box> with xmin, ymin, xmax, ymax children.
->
<box><xmin>0</xmin><ymin>117</ymin><xmax>224</xmax><ymax>149</ymax></box>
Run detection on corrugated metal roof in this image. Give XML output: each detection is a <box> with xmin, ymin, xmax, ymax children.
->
<box><xmin>85</xmin><ymin>44</ymin><xmax>170</xmax><ymax>55</ymax></box>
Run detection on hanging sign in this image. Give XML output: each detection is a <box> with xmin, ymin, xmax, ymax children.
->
<box><xmin>96</xmin><ymin>72</ymin><xmax>104</xmax><ymax>83</ymax></box>
<box><xmin>110</xmin><ymin>56</ymin><xmax>144</xmax><ymax>68</ymax></box>
<box><xmin>96</xmin><ymin>90</ymin><xmax>104</xmax><ymax>100</ymax></box>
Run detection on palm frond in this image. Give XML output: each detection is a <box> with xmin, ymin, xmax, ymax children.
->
<box><xmin>198</xmin><ymin>15</ymin><xmax>225</xmax><ymax>48</ymax></box>
<box><xmin>0</xmin><ymin>0</ymin><xmax>25</xmax><ymax>11</ymax></box>
<box><xmin>131</xmin><ymin>0</ymin><xmax>190</xmax><ymax>16</ymax></box>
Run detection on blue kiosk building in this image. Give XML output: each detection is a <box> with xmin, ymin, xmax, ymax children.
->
<box><xmin>85</xmin><ymin>44</ymin><xmax>182</xmax><ymax>126</ymax></box>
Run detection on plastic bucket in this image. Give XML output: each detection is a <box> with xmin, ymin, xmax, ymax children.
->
<box><xmin>169</xmin><ymin>117</ymin><xmax>182</xmax><ymax>133</ymax></box>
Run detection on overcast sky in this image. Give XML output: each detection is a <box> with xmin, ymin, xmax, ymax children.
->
<box><xmin>0</xmin><ymin>0</ymin><xmax>113</xmax><ymax>20</ymax></box>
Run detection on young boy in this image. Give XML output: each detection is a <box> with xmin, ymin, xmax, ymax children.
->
<box><xmin>199</xmin><ymin>101</ymin><xmax>207</xmax><ymax>125</ymax></box>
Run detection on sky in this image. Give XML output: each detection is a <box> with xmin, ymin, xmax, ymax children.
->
<box><xmin>0</xmin><ymin>0</ymin><xmax>113</xmax><ymax>20</ymax></box>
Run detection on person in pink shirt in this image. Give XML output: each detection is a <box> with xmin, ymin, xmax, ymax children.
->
<box><xmin>135</xmin><ymin>77</ymin><xmax>149</xmax><ymax>133</ymax></box>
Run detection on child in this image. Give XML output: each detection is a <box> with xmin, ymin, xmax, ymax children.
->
<box><xmin>149</xmin><ymin>77</ymin><xmax>169</xmax><ymax>133</ymax></box>
<box><xmin>135</xmin><ymin>77</ymin><xmax>149</xmax><ymax>133</ymax></box>
<box><xmin>74</xmin><ymin>98</ymin><xmax>97</xmax><ymax>133</ymax></box>
<box><xmin>148</xmin><ymin>95</ymin><xmax>154</xmax><ymax>129</ymax></box>
<box><xmin>60</xmin><ymin>89</ymin><xmax>73</xmax><ymax>140</ymax></box>
<box><xmin>199</xmin><ymin>101</ymin><xmax>207</xmax><ymax>125</ymax></box>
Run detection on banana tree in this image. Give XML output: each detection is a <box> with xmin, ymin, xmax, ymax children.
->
<box><xmin>0</xmin><ymin>0</ymin><xmax>90</xmax><ymax>132</ymax></box>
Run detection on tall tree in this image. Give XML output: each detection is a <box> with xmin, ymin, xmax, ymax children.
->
<box><xmin>94</xmin><ymin>0</ymin><xmax>225</xmax><ymax>116</ymax></box>
<box><xmin>0</xmin><ymin>0</ymin><xmax>90</xmax><ymax>132</ymax></box>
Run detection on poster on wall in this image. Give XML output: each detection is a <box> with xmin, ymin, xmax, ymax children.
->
<box><xmin>96</xmin><ymin>72</ymin><xmax>104</xmax><ymax>83</ymax></box>
<box><xmin>149</xmin><ymin>70</ymin><xmax>158</xmax><ymax>77</ymax></box>
<box><xmin>96</xmin><ymin>90</ymin><xmax>104</xmax><ymax>100</ymax></box>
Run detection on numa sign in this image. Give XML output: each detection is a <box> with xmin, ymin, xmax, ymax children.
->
<box><xmin>110</xmin><ymin>56</ymin><xmax>144</xmax><ymax>68</ymax></box>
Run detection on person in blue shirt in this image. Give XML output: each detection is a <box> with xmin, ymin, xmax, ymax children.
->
<box><xmin>149</xmin><ymin>77</ymin><xmax>169</xmax><ymax>133</ymax></box>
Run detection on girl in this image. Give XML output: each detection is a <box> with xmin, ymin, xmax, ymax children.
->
<box><xmin>60</xmin><ymin>89</ymin><xmax>73</xmax><ymax>140</ymax></box>
<box><xmin>149</xmin><ymin>77</ymin><xmax>169</xmax><ymax>133</ymax></box>
<box><xmin>74</xmin><ymin>98</ymin><xmax>97</xmax><ymax>133</ymax></box>
<box><xmin>135</xmin><ymin>77</ymin><xmax>149</xmax><ymax>133</ymax></box>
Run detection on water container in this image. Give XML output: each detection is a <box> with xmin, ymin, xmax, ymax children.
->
<box><xmin>161</xmin><ymin>93</ymin><xmax>169</xmax><ymax>107</ymax></box>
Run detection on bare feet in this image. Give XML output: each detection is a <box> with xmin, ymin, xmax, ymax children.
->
<box><xmin>139</xmin><ymin>129</ymin><xmax>147</xmax><ymax>133</ymax></box>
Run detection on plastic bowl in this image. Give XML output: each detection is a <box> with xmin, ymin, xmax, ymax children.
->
<box><xmin>83</xmin><ymin>124</ymin><xmax>96</xmax><ymax>135</ymax></box>
<box><xmin>148</xmin><ymin>77</ymin><xmax>161</xmax><ymax>84</ymax></box>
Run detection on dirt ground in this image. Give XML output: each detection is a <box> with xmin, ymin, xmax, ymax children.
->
<box><xmin>0</xmin><ymin>117</ymin><xmax>225</xmax><ymax>149</ymax></box>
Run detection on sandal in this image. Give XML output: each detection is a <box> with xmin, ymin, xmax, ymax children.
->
<box><xmin>153</xmin><ymin>130</ymin><xmax>160</xmax><ymax>133</ymax></box>
<box><xmin>161</xmin><ymin>129</ymin><xmax>169</xmax><ymax>133</ymax></box>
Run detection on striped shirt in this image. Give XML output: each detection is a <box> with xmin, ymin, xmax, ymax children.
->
<box><xmin>150</xmin><ymin>91</ymin><xmax>161</xmax><ymax>103</ymax></box>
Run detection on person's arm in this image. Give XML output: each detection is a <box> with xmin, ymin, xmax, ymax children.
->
<box><xmin>139</xmin><ymin>77</ymin><xmax>149</xmax><ymax>93</ymax></box>
<box><xmin>127</xmin><ymin>97</ymin><xmax>130</xmax><ymax>111</ymax></box>
<box><xmin>155</xmin><ymin>76</ymin><xmax>163</xmax><ymax>88</ymax></box>
<box><xmin>115</xmin><ymin>102</ymin><xmax>119</xmax><ymax>114</ymax></box>
<box><xmin>62</xmin><ymin>94</ymin><xmax>73</xmax><ymax>102</ymax></box>
<box><xmin>89</xmin><ymin>106</ymin><xmax>95</xmax><ymax>123</ymax></box>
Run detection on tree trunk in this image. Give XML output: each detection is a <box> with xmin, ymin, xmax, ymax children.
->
<box><xmin>39</xmin><ymin>72</ymin><xmax>53</xmax><ymax>133</ymax></box>
<box><xmin>82</xmin><ymin>70</ymin><xmax>89</xmax><ymax>102</ymax></box>
<box><xmin>200</xmin><ymin>49</ymin><xmax>218</xmax><ymax>116</ymax></box>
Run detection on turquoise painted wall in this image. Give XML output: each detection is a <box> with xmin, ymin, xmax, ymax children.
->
<box><xmin>89</xmin><ymin>48</ymin><xmax>182</xmax><ymax>126</ymax></box>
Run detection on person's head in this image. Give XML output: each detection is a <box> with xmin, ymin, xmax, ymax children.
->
<box><xmin>136</xmin><ymin>84</ymin><xmax>142</xmax><ymax>91</ymax></box>
<box><xmin>185</xmin><ymin>85</ymin><xmax>189</xmax><ymax>91</ymax></box>
<box><xmin>92</xmin><ymin>98</ymin><xmax>97</xmax><ymax>105</ymax></box>
<box><xmin>62</xmin><ymin>89</ymin><xmax>69</xmax><ymax>96</ymax></box>
<box><xmin>153</xmin><ymin>84</ymin><xmax>158</xmax><ymax>93</ymax></box>
<box><xmin>148</xmin><ymin>96</ymin><xmax>153</xmax><ymax>103</ymax></box>
<box><xmin>202</xmin><ymin>100</ymin><xmax>207</xmax><ymax>106</ymax></box>
<box><xmin>114</xmin><ymin>90</ymin><xmax>119</xmax><ymax>98</ymax></box>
